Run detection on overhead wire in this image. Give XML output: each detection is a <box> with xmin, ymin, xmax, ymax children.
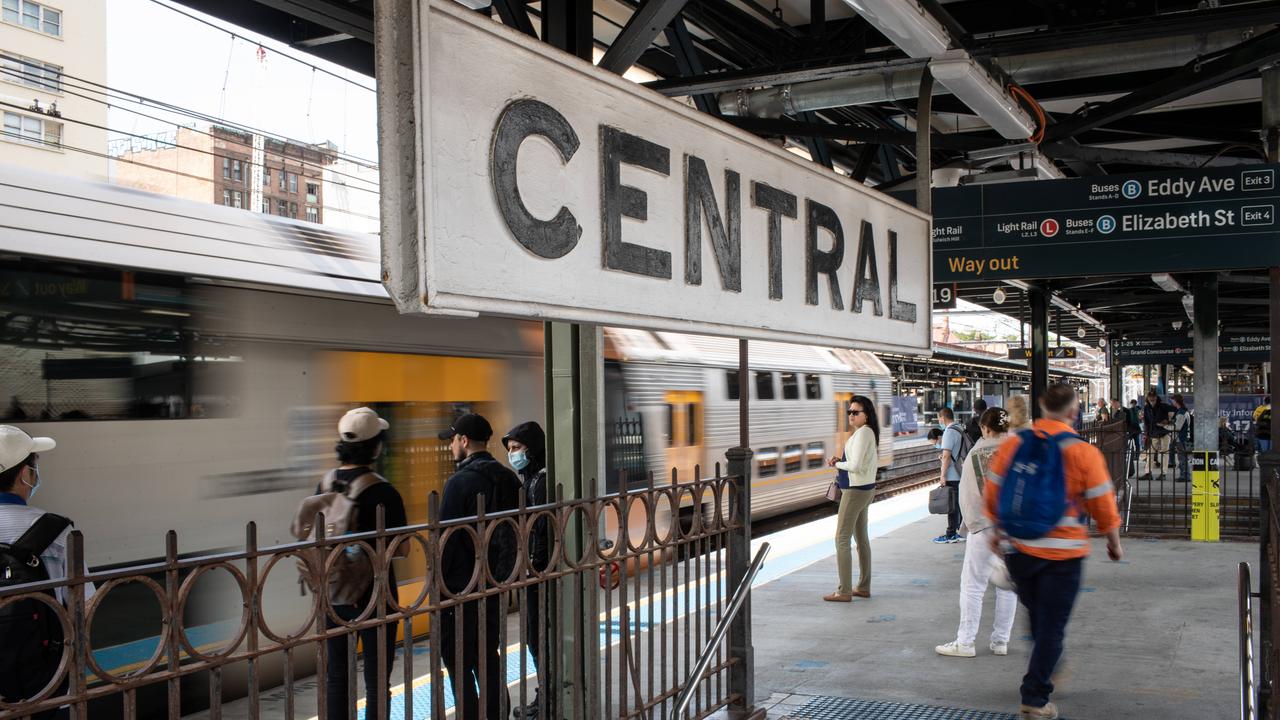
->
<box><xmin>1007</xmin><ymin>83</ymin><xmax>1046</xmax><ymax>145</ymax></box>
<box><xmin>0</xmin><ymin>52</ymin><xmax>380</xmax><ymax>169</ymax></box>
<box><xmin>0</xmin><ymin>98</ymin><xmax>380</xmax><ymax>195</ymax></box>
<box><xmin>143</xmin><ymin>0</ymin><xmax>377</xmax><ymax>94</ymax></box>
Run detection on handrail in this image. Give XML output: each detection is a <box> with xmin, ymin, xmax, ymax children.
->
<box><xmin>669</xmin><ymin>542</ymin><xmax>771</xmax><ymax>720</ymax></box>
<box><xmin>1242</xmin><ymin>561</ymin><xmax>1258</xmax><ymax>720</ymax></box>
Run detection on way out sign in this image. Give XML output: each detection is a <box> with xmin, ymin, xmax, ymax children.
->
<box><xmin>377</xmin><ymin>0</ymin><xmax>932</xmax><ymax>353</ymax></box>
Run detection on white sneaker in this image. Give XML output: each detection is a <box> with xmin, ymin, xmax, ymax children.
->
<box><xmin>990</xmin><ymin>641</ymin><xmax>1009</xmax><ymax>656</ymax></box>
<box><xmin>935</xmin><ymin>641</ymin><xmax>976</xmax><ymax>658</ymax></box>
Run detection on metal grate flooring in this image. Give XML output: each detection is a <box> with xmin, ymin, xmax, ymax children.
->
<box><xmin>776</xmin><ymin>695</ymin><xmax>1022</xmax><ymax>720</ymax></box>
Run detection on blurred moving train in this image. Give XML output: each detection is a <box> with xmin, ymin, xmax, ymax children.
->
<box><xmin>0</xmin><ymin>164</ymin><xmax>894</xmax><ymax>676</ymax></box>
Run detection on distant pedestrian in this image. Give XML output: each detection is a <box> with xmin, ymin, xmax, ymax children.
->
<box><xmin>1006</xmin><ymin>395</ymin><xmax>1031</xmax><ymax>432</ymax></box>
<box><xmin>933</xmin><ymin>408</ymin><xmax>969</xmax><ymax>544</ymax></box>
<box><xmin>936</xmin><ymin>407</ymin><xmax>1017</xmax><ymax>659</ymax></box>
<box><xmin>438</xmin><ymin>413</ymin><xmax>521</xmax><ymax>720</ymax></box>
<box><xmin>985</xmin><ymin>384</ymin><xmax>1123</xmax><ymax>719</ymax></box>
<box><xmin>0</xmin><ymin>426</ymin><xmax>94</xmax><ymax>719</ymax></box>
<box><xmin>295</xmin><ymin>408</ymin><xmax>406</xmax><ymax>720</ymax></box>
<box><xmin>1124</xmin><ymin>399</ymin><xmax>1142</xmax><ymax>477</ymax></box>
<box><xmin>501</xmin><ymin>421</ymin><xmax>551</xmax><ymax>718</ymax></box>
<box><xmin>824</xmin><ymin>397</ymin><xmax>880</xmax><ymax>602</ymax></box>
<box><xmin>1171</xmin><ymin>395</ymin><xmax>1191</xmax><ymax>483</ymax></box>
<box><xmin>1255</xmin><ymin>396</ymin><xmax>1272</xmax><ymax>453</ymax></box>
<box><xmin>1093</xmin><ymin>399</ymin><xmax>1109</xmax><ymax>425</ymax></box>
<box><xmin>965</xmin><ymin>398</ymin><xmax>988</xmax><ymax>444</ymax></box>
<box><xmin>1139</xmin><ymin>390</ymin><xmax>1174</xmax><ymax>480</ymax></box>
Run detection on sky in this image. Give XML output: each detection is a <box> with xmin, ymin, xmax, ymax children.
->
<box><xmin>105</xmin><ymin>0</ymin><xmax>379</xmax><ymax>163</ymax></box>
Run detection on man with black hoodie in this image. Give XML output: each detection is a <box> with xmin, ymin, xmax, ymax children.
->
<box><xmin>437</xmin><ymin>413</ymin><xmax>521</xmax><ymax>720</ymax></box>
<box><xmin>502</xmin><ymin>421</ymin><xmax>551</xmax><ymax>719</ymax></box>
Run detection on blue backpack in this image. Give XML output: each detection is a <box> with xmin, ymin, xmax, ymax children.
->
<box><xmin>997</xmin><ymin>429</ymin><xmax>1076</xmax><ymax>539</ymax></box>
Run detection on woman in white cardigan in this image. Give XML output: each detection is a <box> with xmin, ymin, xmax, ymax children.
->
<box><xmin>823</xmin><ymin>396</ymin><xmax>880</xmax><ymax>602</ymax></box>
<box><xmin>936</xmin><ymin>406</ymin><xmax>1018</xmax><ymax>657</ymax></box>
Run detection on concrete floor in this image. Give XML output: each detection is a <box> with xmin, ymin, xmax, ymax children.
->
<box><xmin>749</xmin><ymin>517</ymin><xmax>1254</xmax><ymax>719</ymax></box>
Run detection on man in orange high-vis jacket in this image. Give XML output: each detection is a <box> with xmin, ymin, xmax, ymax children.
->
<box><xmin>985</xmin><ymin>384</ymin><xmax>1123</xmax><ymax>720</ymax></box>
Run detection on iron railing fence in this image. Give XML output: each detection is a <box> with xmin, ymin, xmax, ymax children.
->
<box><xmin>0</xmin><ymin>470</ymin><xmax>746</xmax><ymax>720</ymax></box>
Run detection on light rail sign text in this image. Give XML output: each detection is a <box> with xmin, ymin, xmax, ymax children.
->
<box><xmin>378</xmin><ymin>0</ymin><xmax>932</xmax><ymax>353</ymax></box>
<box><xmin>908</xmin><ymin>165</ymin><xmax>1280</xmax><ymax>282</ymax></box>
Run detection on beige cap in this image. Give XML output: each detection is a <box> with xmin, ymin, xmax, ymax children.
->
<box><xmin>338</xmin><ymin>407</ymin><xmax>389</xmax><ymax>442</ymax></box>
<box><xmin>0</xmin><ymin>425</ymin><xmax>55</xmax><ymax>472</ymax></box>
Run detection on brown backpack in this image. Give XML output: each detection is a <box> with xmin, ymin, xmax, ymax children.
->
<box><xmin>291</xmin><ymin>470</ymin><xmax>385</xmax><ymax>606</ymax></box>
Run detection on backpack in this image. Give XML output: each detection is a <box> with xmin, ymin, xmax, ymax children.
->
<box><xmin>946</xmin><ymin>423</ymin><xmax>974</xmax><ymax>467</ymax></box>
<box><xmin>291</xmin><ymin>471</ymin><xmax>386</xmax><ymax>606</ymax></box>
<box><xmin>0</xmin><ymin>513</ymin><xmax>71</xmax><ymax>703</ymax></box>
<box><xmin>997</xmin><ymin>429</ymin><xmax>1075</xmax><ymax>540</ymax></box>
<box><xmin>1257</xmin><ymin>407</ymin><xmax>1272</xmax><ymax>440</ymax></box>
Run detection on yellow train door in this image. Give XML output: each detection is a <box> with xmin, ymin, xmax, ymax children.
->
<box><xmin>664</xmin><ymin>390</ymin><xmax>704</xmax><ymax>482</ymax></box>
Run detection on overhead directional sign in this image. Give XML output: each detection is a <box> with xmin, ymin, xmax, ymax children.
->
<box><xmin>914</xmin><ymin>166</ymin><xmax>1280</xmax><ymax>282</ymax></box>
<box><xmin>1113</xmin><ymin>334</ymin><xmax>1270</xmax><ymax>364</ymax></box>
<box><xmin>1007</xmin><ymin>346</ymin><xmax>1077</xmax><ymax>359</ymax></box>
<box><xmin>378</xmin><ymin>0</ymin><xmax>932</xmax><ymax>353</ymax></box>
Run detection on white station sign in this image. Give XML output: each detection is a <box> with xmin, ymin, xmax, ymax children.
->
<box><xmin>382</xmin><ymin>0</ymin><xmax>932</xmax><ymax>353</ymax></box>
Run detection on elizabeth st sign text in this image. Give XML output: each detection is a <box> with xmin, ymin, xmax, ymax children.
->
<box><xmin>378</xmin><ymin>0</ymin><xmax>932</xmax><ymax>353</ymax></box>
<box><xmin>924</xmin><ymin>166</ymin><xmax>1280</xmax><ymax>282</ymax></box>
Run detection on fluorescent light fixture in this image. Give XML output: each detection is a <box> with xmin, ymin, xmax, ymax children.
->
<box><xmin>1151</xmin><ymin>272</ymin><xmax>1185</xmax><ymax>293</ymax></box>
<box><xmin>841</xmin><ymin>0</ymin><xmax>950</xmax><ymax>58</ymax></box>
<box><xmin>930</xmin><ymin>50</ymin><xmax>1036</xmax><ymax>140</ymax></box>
<box><xmin>965</xmin><ymin>141</ymin><xmax>1038</xmax><ymax>162</ymax></box>
<box><xmin>1011</xmin><ymin>152</ymin><xmax>1066</xmax><ymax>180</ymax></box>
<box><xmin>453</xmin><ymin>0</ymin><xmax>491</xmax><ymax>8</ymax></box>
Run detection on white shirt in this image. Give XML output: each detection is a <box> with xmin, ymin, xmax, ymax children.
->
<box><xmin>834</xmin><ymin>425</ymin><xmax>878</xmax><ymax>488</ymax></box>
<box><xmin>0</xmin><ymin>501</ymin><xmax>95</xmax><ymax>604</ymax></box>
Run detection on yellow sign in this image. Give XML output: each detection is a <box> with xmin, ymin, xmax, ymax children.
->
<box><xmin>1191</xmin><ymin>451</ymin><xmax>1221</xmax><ymax>542</ymax></box>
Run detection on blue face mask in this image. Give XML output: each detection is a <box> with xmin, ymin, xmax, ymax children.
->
<box><xmin>508</xmin><ymin>450</ymin><xmax>529</xmax><ymax>471</ymax></box>
<box><xmin>22</xmin><ymin>465</ymin><xmax>39</xmax><ymax>499</ymax></box>
<box><xmin>933</xmin><ymin>443</ymin><xmax>942</xmax><ymax>451</ymax></box>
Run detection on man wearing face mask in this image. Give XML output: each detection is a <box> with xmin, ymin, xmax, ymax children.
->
<box><xmin>438</xmin><ymin>413</ymin><xmax>522</xmax><ymax>720</ymax></box>
<box><xmin>502</xmin><ymin>421</ymin><xmax>551</xmax><ymax>719</ymax></box>
<box><xmin>0</xmin><ymin>425</ymin><xmax>94</xmax><ymax>718</ymax></box>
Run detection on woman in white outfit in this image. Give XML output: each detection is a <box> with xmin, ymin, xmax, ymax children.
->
<box><xmin>936</xmin><ymin>407</ymin><xmax>1018</xmax><ymax>657</ymax></box>
<box><xmin>822</xmin><ymin>396</ymin><xmax>880</xmax><ymax>602</ymax></box>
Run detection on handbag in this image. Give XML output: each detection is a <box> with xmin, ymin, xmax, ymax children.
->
<box><xmin>928</xmin><ymin>485</ymin><xmax>956</xmax><ymax>515</ymax></box>
<box><xmin>825</xmin><ymin>481</ymin><xmax>840</xmax><ymax>503</ymax></box>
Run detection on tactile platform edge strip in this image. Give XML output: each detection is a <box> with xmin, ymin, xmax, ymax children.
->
<box><xmin>776</xmin><ymin>695</ymin><xmax>1022</xmax><ymax>720</ymax></box>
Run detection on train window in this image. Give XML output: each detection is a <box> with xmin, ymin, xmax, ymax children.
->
<box><xmin>783</xmin><ymin>444</ymin><xmax>802</xmax><ymax>473</ymax></box>
<box><xmin>805</xmin><ymin>374</ymin><xmax>822</xmax><ymax>400</ymax></box>
<box><xmin>685</xmin><ymin>404</ymin><xmax>697</xmax><ymax>446</ymax></box>
<box><xmin>755</xmin><ymin>372</ymin><xmax>775</xmax><ymax>400</ymax></box>
<box><xmin>780</xmin><ymin>372</ymin><xmax>799</xmax><ymax>400</ymax></box>
<box><xmin>725</xmin><ymin>370</ymin><xmax>739</xmax><ymax>400</ymax></box>
<box><xmin>0</xmin><ymin>257</ymin><xmax>243</xmax><ymax>421</ymax></box>
<box><xmin>756</xmin><ymin>447</ymin><xmax>778</xmax><ymax>478</ymax></box>
<box><xmin>806</xmin><ymin>442</ymin><xmax>825</xmax><ymax>469</ymax></box>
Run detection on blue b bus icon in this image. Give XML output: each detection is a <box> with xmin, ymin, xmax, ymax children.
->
<box><xmin>1097</xmin><ymin>215</ymin><xmax>1116</xmax><ymax>234</ymax></box>
<box><xmin>1121</xmin><ymin>180</ymin><xmax>1141</xmax><ymax>199</ymax></box>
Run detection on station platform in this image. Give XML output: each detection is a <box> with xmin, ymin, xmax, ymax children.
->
<box><xmin>748</xmin><ymin>512</ymin><xmax>1251</xmax><ymax>719</ymax></box>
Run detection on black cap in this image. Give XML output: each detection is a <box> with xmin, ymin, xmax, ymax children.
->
<box><xmin>438</xmin><ymin>413</ymin><xmax>493</xmax><ymax>442</ymax></box>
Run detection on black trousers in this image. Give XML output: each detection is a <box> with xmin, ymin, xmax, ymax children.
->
<box><xmin>440</xmin><ymin>596</ymin><xmax>506</xmax><ymax>720</ymax></box>
<box><xmin>945</xmin><ymin>481</ymin><xmax>962</xmax><ymax>536</ymax></box>
<box><xmin>325</xmin><ymin>603</ymin><xmax>397</xmax><ymax>720</ymax></box>
<box><xmin>1005</xmin><ymin>553</ymin><xmax>1084</xmax><ymax>708</ymax></box>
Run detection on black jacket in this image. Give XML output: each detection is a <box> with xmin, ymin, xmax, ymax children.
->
<box><xmin>440</xmin><ymin>451</ymin><xmax>522</xmax><ymax>594</ymax></box>
<box><xmin>1143</xmin><ymin>400</ymin><xmax>1174</xmax><ymax>438</ymax></box>
<box><xmin>503</xmin><ymin>421</ymin><xmax>550</xmax><ymax>571</ymax></box>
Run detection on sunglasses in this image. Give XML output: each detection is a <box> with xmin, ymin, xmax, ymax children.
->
<box><xmin>847</xmin><ymin>409</ymin><xmax>864</xmax><ymax>416</ymax></box>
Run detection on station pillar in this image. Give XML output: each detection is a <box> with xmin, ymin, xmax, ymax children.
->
<box><xmin>1108</xmin><ymin>338</ymin><xmax>1122</xmax><ymax>402</ymax></box>
<box><xmin>1258</xmin><ymin>63</ymin><xmax>1280</xmax><ymax>720</ymax></box>
<box><xmin>1029</xmin><ymin>287</ymin><xmax>1049</xmax><ymax>418</ymax></box>
<box><xmin>1192</xmin><ymin>275</ymin><xmax>1220</xmax><ymax>453</ymax></box>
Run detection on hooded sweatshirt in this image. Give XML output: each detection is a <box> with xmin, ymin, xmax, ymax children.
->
<box><xmin>502</xmin><ymin>421</ymin><xmax>550</xmax><ymax>570</ymax></box>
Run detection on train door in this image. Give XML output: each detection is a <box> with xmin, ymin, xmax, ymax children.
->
<box><xmin>664</xmin><ymin>390</ymin><xmax>704</xmax><ymax>482</ymax></box>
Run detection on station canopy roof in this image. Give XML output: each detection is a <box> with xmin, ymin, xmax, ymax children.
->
<box><xmin>174</xmin><ymin>0</ymin><xmax>1279</xmax><ymax>351</ymax></box>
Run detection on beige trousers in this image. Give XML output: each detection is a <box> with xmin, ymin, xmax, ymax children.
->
<box><xmin>834</xmin><ymin>486</ymin><xmax>875</xmax><ymax>594</ymax></box>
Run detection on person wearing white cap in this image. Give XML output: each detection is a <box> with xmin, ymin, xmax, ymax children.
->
<box><xmin>318</xmin><ymin>408</ymin><xmax>405</xmax><ymax>720</ymax></box>
<box><xmin>0</xmin><ymin>425</ymin><xmax>93</xmax><ymax>717</ymax></box>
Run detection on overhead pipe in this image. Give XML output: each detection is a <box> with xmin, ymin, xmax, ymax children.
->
<box><xmin>718</xmin><ymin>29</ymin><xmax>1257</xmax><ymax>117</ymax></box>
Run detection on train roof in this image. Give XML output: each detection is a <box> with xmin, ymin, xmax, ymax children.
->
<box><xmin>2</xmin><ymin>163</ymin><xmax>894</xmax><ymax>374</ymax></box>
<box><xmin>606</xmin><ymin>327</ymin><xmax>891</xmax><ymax>377</ymax></box>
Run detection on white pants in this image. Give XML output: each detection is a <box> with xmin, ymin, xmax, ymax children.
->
<box><xmin>955</xmin><ymin>529</ymin><xmax>1017</xmax><ymax>646</ymax></box>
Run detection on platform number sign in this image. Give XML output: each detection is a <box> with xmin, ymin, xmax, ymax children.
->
<box><xmin>932</xmin><ymin>283</ymin><xmax>957</xmax><ymax>310</ymax></box>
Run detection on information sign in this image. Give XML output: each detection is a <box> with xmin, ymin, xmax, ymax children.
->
<box><xmin>932</xmin><ymin>283</ymin><xmax>957</xmax><ymax>310</ymax></box>
<box><xmin>916</xmin><ymin>166</ymin><xmax>1280</xmax><ymax>281</ymax></box>
<box><xmin>379</xmin><ymin>0</ymin><xmax>932</xmax><ymax>352</ymax></box>
<box><xmin>1113</xmin><ymin>334</ymin><xmax>1270</xmax><ymax>364</ymax></box>
<box><xmin>1191</xmin><ymin>451</ymin><xmax>1221</xmax><ymax>542</ymax></box>
<box><xmin>891</xmin><ymin>396</ymin><xmax>919</xmax><ymax>435</ymax></box>
<box><xmin>1007</xmin><ymin>347</ymin><xmax>1077</xmax><ymax>359</ymax></box>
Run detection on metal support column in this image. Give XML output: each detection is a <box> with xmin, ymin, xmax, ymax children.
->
<box><xmin>1109</xmin><ymin>338</ymin><xmax>1122</xmax><ymax>402</ymax></box>
<box><xmin>1030</xmin><ymin>287</ymin><xmax>1049</xmax><ymax>418</ymax></box>
<box><xmin>1259</xmin><ymin>65</ymin><xmax>1280</xmax><ymax>720</ymax></box>
<box><xmin>1193</xmin><ymin>275</ymin><xmax>1220</xmax><ymax>453</ymax></box>
<box><xmin>726</xmin><ymin>339</ymin><xmax>760</xmax><ymax>718</ymax></box>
